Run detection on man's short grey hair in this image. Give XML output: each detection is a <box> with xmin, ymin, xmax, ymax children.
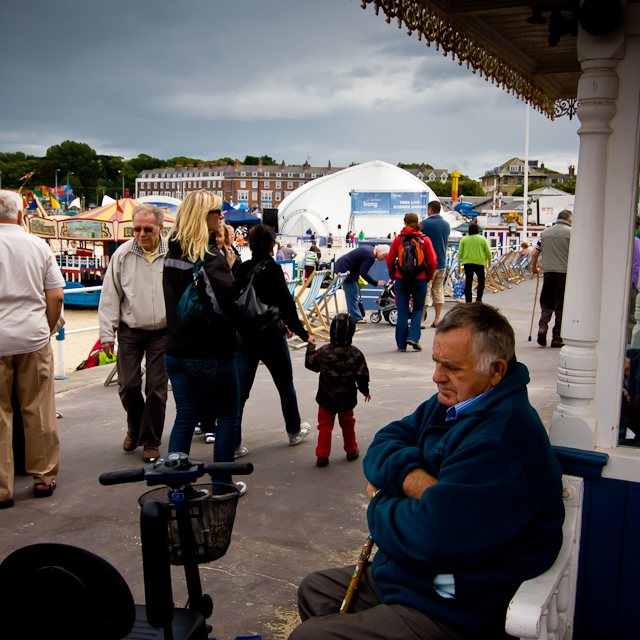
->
<box><xmin>0</xmin><ymin>190</ymin><xmax>23</xmax><ymax>220</ymax></box>
<box><xmin>557</xmin><ymin>209</ymin><xmax>572</xmax><ymax>222</ymax></box>
<box><xmin>435</xmin><ymin>303</ymin><xmax>516</xmax><ymax>375</ymax></box>
<box><xmin>374</xmin><ymin>245</ymin><xmax>389</xmax><ymax>259</ymax></box>
<box><xmin>132</xmin><ymin>204</ymin><xmax>164</xmax><ymax>227</ymax></box>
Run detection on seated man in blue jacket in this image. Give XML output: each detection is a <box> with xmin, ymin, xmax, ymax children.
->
<box><xmin>289</xmin><ymin>303</ymin><xmax>564</xmax><ymax>640</ymax></box>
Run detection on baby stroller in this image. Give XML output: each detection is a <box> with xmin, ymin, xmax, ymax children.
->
<box><xmin>369</xmin><ymin>281</ymin><xmax>399</xmax><ymax>326</ymax></box>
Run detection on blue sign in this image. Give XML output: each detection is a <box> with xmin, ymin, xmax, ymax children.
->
<box><xmin>351</xmin><ymin>192</ymin><xmax>429</xmax><ymax>216</ymax></box>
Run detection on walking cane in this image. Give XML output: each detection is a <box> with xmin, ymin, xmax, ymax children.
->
<box><xmin>528</xmin><ymin>271</ymin><xmax>541</xmax><ymax>341</ymax></box>
<box><xmin>339</xmin><ymin>534</ymin><xmax>375</xmax><ymax>613</ymax></box>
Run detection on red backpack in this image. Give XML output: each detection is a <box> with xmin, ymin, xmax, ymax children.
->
<box><xmin>396</xmin><ymin>235</ymin><xmax>426</xmax><ymax>278</ymax></box>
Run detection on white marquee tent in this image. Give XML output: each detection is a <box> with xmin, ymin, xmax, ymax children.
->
<box><xmin>277</xmin><ymin>160</ymin><xmax>440</xmax><ymax>239</ymax></box>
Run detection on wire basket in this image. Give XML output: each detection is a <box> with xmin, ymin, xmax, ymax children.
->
<box><xmin>138</xmin><ymin>483</ymin><xmax>239</xmax><ymax>566</ymax></box>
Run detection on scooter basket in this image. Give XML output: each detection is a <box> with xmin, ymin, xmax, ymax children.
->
<box><xmin>138</xmin><ymin>483</ymin><xmax>239</xmax><ymax>566</ymax></box>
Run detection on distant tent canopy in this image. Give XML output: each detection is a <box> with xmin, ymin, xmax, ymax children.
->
<box><xmin>224</xmin><ymin>208</ymin><xmax>260</xmax><ymax>226</ymax></box>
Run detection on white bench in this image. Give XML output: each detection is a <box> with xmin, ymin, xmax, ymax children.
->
<box><xmin>506</xmin><ymin>475</ymin><xmax>584</xmax><ymax>640</ymax></box>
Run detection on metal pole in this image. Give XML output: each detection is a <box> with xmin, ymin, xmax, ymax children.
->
<box><xmin>523</xmin><ymin>103</ymin><xmax>530</xmax><ymax>244</ymax></box>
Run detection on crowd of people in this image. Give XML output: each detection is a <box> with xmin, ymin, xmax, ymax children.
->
<box><xmin>1</xmin><ymin>187</ymin><xmax>569</xmax><ymax>640</ymax></box>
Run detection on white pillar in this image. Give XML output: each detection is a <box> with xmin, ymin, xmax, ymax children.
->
<box><xmin>550</xmin><ymin>50</ymin><xmax>621</xmax><ymax>450</ymax></box>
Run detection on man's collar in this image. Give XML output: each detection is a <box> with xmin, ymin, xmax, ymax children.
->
<box><xmin>445</xmin><ymin>386</ymin><xmax>496</xmax><ymax>422</ymax></box>
<box><xmin>131</xmin><ymin>235</ymin><xmax>167</xmax><ymax>257</ymax></box>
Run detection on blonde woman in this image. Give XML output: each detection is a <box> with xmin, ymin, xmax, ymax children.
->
<box><xmin>162</xmin><ymin>191</ymin><xmax>244</xmax><ymax>493</ymax></box>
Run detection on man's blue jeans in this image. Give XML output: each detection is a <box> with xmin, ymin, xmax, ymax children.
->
<box><xmin>342</xmin><ymin>279</ymin><xmax>364</xmax><ymax>321</ymax></box>
<box><xmin>394</xmin><ymin>277</ymin><xmax>428</xmax><ymax>349</ymax></box>
<box><xmin>235</xmin><ymin>333</ymin><xmax>302</xmax><ymax>446</ymax></box>
<box><xmin>165</xmin><ymin>355</ymin><xmax>239</xmax><ymax>484</ymax></box>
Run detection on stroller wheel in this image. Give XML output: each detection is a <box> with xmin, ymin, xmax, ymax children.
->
<box><xmin>387</xmin><ymin>309</ymin><xmax>398</xmax><ymax>326</ymax></box>
<box><xmin>370</xmin><ymin>311</ymin><xmax>381</xmax><ymax>324</ymax></box>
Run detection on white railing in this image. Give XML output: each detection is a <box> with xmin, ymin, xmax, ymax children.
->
<box><xmin>53</xmin><ymin>285</ymin><xmax>103</xmax><ymax>378</ymax></box>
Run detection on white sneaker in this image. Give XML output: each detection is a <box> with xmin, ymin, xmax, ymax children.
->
<box><xmin>194</xmin><ymin>427</ymin><xmax>203</xmax><ymax>435</ymax></box>
<box><xmin>234</xmin><ymin>481</ymin><xmax>247</xmax><ymax>497</ymax></box>
<box><xmin>205</xmin><ymin>433</ymin><xmax>215</xmax><ymax>444</ymax></box>
<box><xmin>289</xmin><ymin>423</ymin><xmax>311</xmax><ymax>445</ymax></box>
<box><xmin>234</xmin><ymin>446</ymin><xmax>249</xmax><ymax>459</ymax></box>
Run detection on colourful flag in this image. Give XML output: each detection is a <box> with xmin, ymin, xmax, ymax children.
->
<box><xmin>20</xmin><ymin>171</ymin><xmax>35</xmax><ymax>181</ymax></box>
<box><xmin>50</xmin><ymin>195</ymin><xmax>61</xmax><ymax>209</ymax></box>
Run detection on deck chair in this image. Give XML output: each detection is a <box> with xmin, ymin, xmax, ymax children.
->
<box><xmin>309</xmin><ymin>271</ymin><xmax>349</xmax><ymax>325</ymax></box>
<box><xmin>286</xmin><ymin>277</ymin><xmax>300</xmax><ymax>298</ymax></box>
<box><xmin>293</xmin><ymin>270</ymin><xmax>330</xmax><ymax>344</ymax></box>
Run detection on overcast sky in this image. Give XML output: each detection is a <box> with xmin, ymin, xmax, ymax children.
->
<box><xmin>1</xmin><ymin>0</ymin><xmax>580</xmax><ymax>180</ymax></box>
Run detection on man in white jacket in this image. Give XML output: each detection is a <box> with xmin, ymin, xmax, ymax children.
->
<box><xmin>99</xmin><ymin>205</ymin><xmax>168</xmax><ymax>463</ymax></box>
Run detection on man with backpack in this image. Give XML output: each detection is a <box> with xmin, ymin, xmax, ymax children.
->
<box><xmin>421</xmin><ymin>201</ymin><xmax>450</xmax><ymax>328</ymax></box>
<box><xmin>386</xmin><ymin>214</ymin><xmax>437</xmax><ymax>351</ymax></box>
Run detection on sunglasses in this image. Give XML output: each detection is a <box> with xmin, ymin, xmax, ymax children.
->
<box><xmin>133</xmin><ymin>226</ymin><xmax>157</xmax><ymax>233</ymax></box>
<box><xmin>207</xmin><ymin>209</ymin><xmax>222</xmax><ymax>215</ymax></box>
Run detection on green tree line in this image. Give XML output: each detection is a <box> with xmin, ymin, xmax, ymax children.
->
<box><xmin>0</xmin><ymin>142</ymin><xmax>281</xmax><ymax>205</ymax></box>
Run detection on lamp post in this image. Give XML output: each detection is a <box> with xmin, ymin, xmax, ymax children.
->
<box><xmin>118</xmin><ymin>170</ymin><xmax>125</xmax><ymax>200</ymax></box>
<box><xmin>55</xmin><ymin>168</ymin><xmax>59</xmax><ymax>191</ymax></box>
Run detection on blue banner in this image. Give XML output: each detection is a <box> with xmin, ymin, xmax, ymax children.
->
<box><xmin>351</xmin><ymin>192</ymin><xmax>429</xmax><ymax>216</ymax></box>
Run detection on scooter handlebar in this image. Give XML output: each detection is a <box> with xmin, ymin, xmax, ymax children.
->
<box><xmin>99</xmin><ymin>468</ymin><xmax>146</xmax><ymax>486</ymax></box>
<box><xmin>204</xmin><ymin>462</ymin><xmax>253</xmax><ymax>477</ymax></box>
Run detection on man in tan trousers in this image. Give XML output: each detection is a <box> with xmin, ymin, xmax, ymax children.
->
<box><xmin>0</xmin><ymin>190</ymin><xmax>64</xmax><ymax>509</ymax></box>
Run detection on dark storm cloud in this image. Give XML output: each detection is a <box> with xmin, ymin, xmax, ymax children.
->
<box><xmin>0</xmin><ymin>0</ymin><xmax>579</xmax><ymax>178</ymax></box>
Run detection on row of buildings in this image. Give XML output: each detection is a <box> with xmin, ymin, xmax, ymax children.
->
<box><xmin>134</xmin><ymin>157</ymin><xmax>575</xmax><ymax>207</ymax></box>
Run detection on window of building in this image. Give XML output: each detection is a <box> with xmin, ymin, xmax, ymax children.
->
<box><xmin>139</xmin><ymin>191</ymin><xmax>146</xmax><ymax>197</ymax></box>
<box><xmin>264</xmin><ymin>172</ymin><xmax>270</xmax><ymax>177</ymax></box>
<box><xmin>275</xmin><ymin>192</ymin><xmax>282</xmax><ymax>201</ymax></box>
<box><xmin>284</xmin><ymin>191</ymin><xmax>292</xmax><ymax>198</ymax></box>
<box><xmin>311</xmin><ymin>173</ymin><xmax>317</xmax><ymax>178</ymax></box>
<box><xmin>276</xmin><ymin>181</ymin><xmax>281</xmax><ymax>189</ymax></box>
<box><xmin>287</xmin><ymin>182</ymin><xmax>293</xmax><ymax>189</ymax></box>
<box><xmin>288</xmin><ymin>173</ymin><xmax>293</xmax><ymax>178</ymax></box>
<box><xmin>198</xmin><ymin>181</ymin><xmax>202</xmax><ymax>188</ymax></box>
<box><xmin>503</xmin><ymin>177</ymin><xmax>509</xmax><ymax>185</ymax></box>
<box><xmin>264</xmin><ymin>181</ymin><xmax>270</xmax><ymax>188</ymax></box>
<box><xmin>240</xmin><ymin>171</ymin><xmax>246</xmax><ymax>177</ymax></box>
<box><xmin>252</xmin><ymin>172</ymin><xmax>257</xmax><ymax>177</ymax></box>
<box><xmin>240</xmin><ymin>180</ymin><xmax>246</xmax><ymax>188</ymax></box>
<box><xmin>237</xmin><ymin>190</ymin><xmax>248</xmax><ymax>201</ymax></box>
<box><xmin>517</xmin><ymin>178</ymin><xmax>523</xmax><ymax>185</ymax></box>
<box><xmin>153</xmin><ymin>191</ymin><xmax>159</xmax><ymax>196</ymax></box>
<box><xmin>251</xmin><ymin>191</ymin><xmax>258</xmax><ymax>200</ymax></box>
<box><xmin>261</xmin><ymin>191</ymin><xmax>272</xmax><ymax>202</ymax></box>
<box><xmin>276</xmin><ymin>172</ymin><xmax>281</xmax><ymax>177</ymax></box>
<box><xmin>188</xmin><ymin>181</ymin><xmax>192</xmax><ymax>188</ymax></box>
<box><xmin>252</xmin><ymin>181</ymin><xmax>258</xmax><ymax>188</ymax></box>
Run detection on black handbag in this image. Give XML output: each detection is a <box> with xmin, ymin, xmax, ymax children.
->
<box><xmin>236</xmin><ymin>260</ymin><xmax>286</xmax><ymax>338</ymax></box>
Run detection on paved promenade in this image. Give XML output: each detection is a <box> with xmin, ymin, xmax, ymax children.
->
<box><xmin>3</xmin><ymin>277</ymin><xmax>562</xmax><ymax>640</ymax></box>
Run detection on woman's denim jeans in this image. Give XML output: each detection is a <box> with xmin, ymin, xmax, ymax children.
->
<box><xmin>394</xmin><ymin>277</ymin><xmax>428</xmax><ymax>349</ymax></box>
<box><xmin>342</xmin><ymin>279</ymin><xmax>364</xmax><ymax>321</ymax></box>
<box><xmin>165</xmin><ymin>354</ymin><xmax>239</xmax><ymax>484</ymax></box>
<box><xmin>235</xmin><ymin>333</ymin><xmax>302</xmax><ymax>447</ymax></box>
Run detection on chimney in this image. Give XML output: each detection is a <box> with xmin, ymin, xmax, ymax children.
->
<box><xmin>328</xmin><ymin>160</ymin><xmax>331</xmax><ymax>169</ymax></box>
<box><xmin>175</xmin><ymin>163</ymin><xmax>183</xmax><ymax>170</ymax></box>
<box><xmin>208</xmin><ymin>161</ymin><xmax>216</xmax><ymax>168</ymax></box>
<box><xmin>258</xmin><ymin>158</ymin><xmax>263</xmax><ymax>170</ymax></box>
<box><xmin>281</xmin><ymin>160</ymin><xmax>286</xmax><ymax>168</ymax></box>
<box><xmin>304</xmin><ymin>159</ymin><xmax>309</xmax><ymax>168</ymax></box>
<box><xmin>568</xmin><ymin>165</ymin><xmax>575</xmax><ymax>178</ymax></box>
<box><xmin>234</xmin><ymin>158</ymin><xmax>239</xmax><ymax>170</ymax></box>
<box><xmin>187</xmin><ymin>163</ymin><xmax>194</xmax><ymax>169</ymax></box>
<box><xmin>541</xmin><ymin>162</ymin><xmax>545</xmax><ymax>171</ymax></box>
<box><xmin>197</xmin><ymin>162</ymin><xmax>205</xmax><ymax>169</ymax></box>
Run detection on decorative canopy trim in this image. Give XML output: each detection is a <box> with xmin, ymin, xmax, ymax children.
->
<box><xmin>360</xmin><ymin>0</ymin><xmax>560</xmax><ymax>119</ymax></box>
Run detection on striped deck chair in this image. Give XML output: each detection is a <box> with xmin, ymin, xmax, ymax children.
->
<box><xmin>294</xmin><ymin>270</ymin><xmax>330</xmax><ymax>342</ymax></box>
<box><xmin>286</xmin><ymin>278</ymin><xmax>300</xmax><ymax>298</ymax></box>
<box><xmin>310</xmin><ymin>271</ymin><xmax>349</xmax><ymax>325</ymax></box>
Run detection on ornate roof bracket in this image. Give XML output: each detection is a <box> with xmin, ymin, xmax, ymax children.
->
<box><xmin>360</xmin><ymin>0</ymin><xmax>565</xmax><ymax>119</ymax></box>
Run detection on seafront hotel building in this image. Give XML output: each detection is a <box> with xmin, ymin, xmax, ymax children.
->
<box><xmin>135</xmin><ymin>159</ymin><xmax>343</xmax><ymax>209</ymax></box>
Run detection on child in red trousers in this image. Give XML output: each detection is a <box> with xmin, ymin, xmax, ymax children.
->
<box><xmin>305</xmin><ymin>313</ymin><xmax>371</xmax><ymax>467</ymax></box>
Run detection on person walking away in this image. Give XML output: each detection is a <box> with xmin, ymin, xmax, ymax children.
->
<box><xmin>305</xmin><ymin>314</ymin><xmax>370</xmax><ymax>467</ymax></box>
<box><xmin>0</xmin><ymin>190</ymin><xmax>63</xmax><ymax>508</ymax></box>
<box><xmin>387</xmin><ymin>214</ymin><xmax>437</xmax><ymax>351</ymax></box>
<box><xmin>530</xmin><ymin>209</ymin><xmax>572</xmax><ymax>348</ymax></box>
<box><xmin>99</xmin><ymin>204</ymin><xmax>168</xmax><ymax>463</ymax></box>
<box><xmin>334</xmin><ymin>245</ymin><xmax>388</xmax><ymax>323</ymax></box>
<box><xmin>421</xmin><ymin>201</ymin><xmax>450</xmax><ymax>328</ymax></box>
<box><xmin>457</xmin><ymin>222</ymin><xmax>492</xmax><ymax>304</ymax></box>
<box><xmin>163</xmin><ymin>191</ymin><xmax>244</xmax><ymax>492</ymax></box>
<box><xmin>304</xmin><ymin>245</ymin><xmax>319</xmax><ymax>279</ymax></box>
<box><xmin>359</xmin><ymin>230</ymin><xmax>365</xmax><ymax>241</ymax></box>
<box><xmin>234</xmin><ymin>224</ymin><xmax>316</xmax><ymax>451</ymax></box>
